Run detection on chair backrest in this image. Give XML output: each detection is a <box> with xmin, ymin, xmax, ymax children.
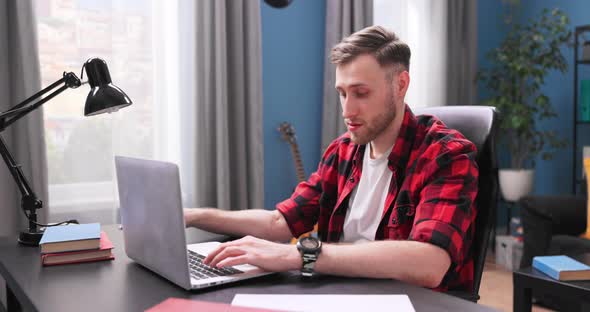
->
<box><xmin>413</xmin><ymin>106</ymin><xmax>498</xmax><ymax>302</ymax></box>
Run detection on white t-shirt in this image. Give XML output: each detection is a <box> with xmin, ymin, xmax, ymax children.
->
<box><xmin>341</xmin><ymin>143</ymin><xmax>393</xmax><ymax>244</ymax></box>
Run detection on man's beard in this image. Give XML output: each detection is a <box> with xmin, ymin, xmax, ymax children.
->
<box><xmin>348</xmin><ymin>93</ymin><xmax>397</xmax><ymax>145</ymax></box>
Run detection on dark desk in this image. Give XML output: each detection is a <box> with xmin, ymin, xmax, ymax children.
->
<box><xmin>0</xmin><ymin>225</ymin><xmax>496</xmax><ymax>312</ymax></box>
<box><xmin>513</xmin><ymin>254</ymin><xmax>590</xmax><ymax>312</ymax></box>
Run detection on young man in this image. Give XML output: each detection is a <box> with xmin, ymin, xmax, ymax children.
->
<box><xmin>184</xmin><ymin>25</ymin><xmax>478</xmax><ymax>292</ymax></box>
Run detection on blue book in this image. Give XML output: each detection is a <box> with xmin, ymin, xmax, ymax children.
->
<box><xmin>533</xmin><ymin>255</ymin><xmax>590</xmax><ymax>281</ymax></box>
<box><xmin>39</xmin><ymin>223</ymin><xmax>101</xmax><ymax>254</ymax></box>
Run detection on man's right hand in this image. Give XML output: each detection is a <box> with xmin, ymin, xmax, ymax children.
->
<box><xmin>204</xmin><ymin>235</ymin><xmax>301</xmax><ymax>271</ymax></box>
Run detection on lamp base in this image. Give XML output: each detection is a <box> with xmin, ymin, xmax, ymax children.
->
<box><xmin>18</xmin><ymin>229</ymin><xmax>44</xmax><ymax>246</ymax></box>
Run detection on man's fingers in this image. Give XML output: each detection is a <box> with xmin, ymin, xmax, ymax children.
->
<box><xmin>203</xmin><ymin>245</ymin><xmax>224</xmax><ymax>265</ymax></box>
<box><xmin>208</xmin><ymin>246</ymin><xmax>246</xmax><ymax>268</ymax></box>
<box><xmin>217</xmin><ymin>255</ymin><xmax>249</xmax><ymax>268</ymax></box>
<box><xmin>205</xmin><ymin>236</ymin><xmax>258</xmax><ymax>264</ymax></box>
<box><xmin>204</xmin><ymin>240</ymin><xmax>237</xmax><ymax>264</ymax></box>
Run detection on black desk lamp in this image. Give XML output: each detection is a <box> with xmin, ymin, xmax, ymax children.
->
<box><xmin>0</xmin><ymin>58</ymin><xmax>132</xmax><ymax>246</ymax></box>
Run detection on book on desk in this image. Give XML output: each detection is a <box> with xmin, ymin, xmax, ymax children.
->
<box><xmin>39</xmin><ymin>222</ymin><xmax>101</xmax><ymax>253</ymax></box>
<box><xmin>39</xmin><ymin>223</ymin><xmax>114</xmax><ymax>266</ymax></box>
<box><xmin>533</xmin><ymin>255</ymin><xmax>590</xmax><ymax>281</ymax></box>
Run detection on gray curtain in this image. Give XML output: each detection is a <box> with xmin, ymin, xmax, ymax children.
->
<box><xmin>446</xmin><ymin>0</ymin><xmax>478</xmax><ymax>105</ymax></box>
<box><xmin>191</xmin><ymin>0</ymin><xmax>264</xmax><ymax>210</ymax></box>
<box><xmin>0</xmin><ymin>0</ymin><xmax>47</xmax><ymax>237</ymax></box>
<box><xmin>321</xmin><ymin>0</ymin><xmax>373</xmax><ymax>152</ymax></box>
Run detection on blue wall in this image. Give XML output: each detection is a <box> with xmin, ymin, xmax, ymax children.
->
<box><xmin>478</xmin><ymin>0</ymin><xmax>590</xmax><ymax>228</ymax></box>
<box><xmin>261</xmin><ymin>0</ymin><xmax>326</xmax><ymax>209</ymax></box>
<box><xmin>477</xmin><ymin>0</ymin><xmax>511</xmax><ymax>228</ymax></box>
<box><xmin>477</xmin><ymin>0</ymin><xmax>507</xmax><ymax>103</ymax></box>
<box><xmin>478</xmin><ymin>0</ymin><xmax>590</xmax><ymax>196</ymax></box>
<box><xmin>518</xmin><ymin>0</ymin><xmax>590</xmax><ymax>195</ymax></box>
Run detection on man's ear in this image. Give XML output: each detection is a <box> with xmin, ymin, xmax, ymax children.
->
<box><xmin>396</xmin><ymin>70</ymin><xmax>410</xmax><ymax>99</ymax></box>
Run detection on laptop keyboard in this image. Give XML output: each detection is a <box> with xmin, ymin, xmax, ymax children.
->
<box><xmin>188</xmin><ymin>250</ymin><xmax>243</xmax><ymax>280</ymax></box>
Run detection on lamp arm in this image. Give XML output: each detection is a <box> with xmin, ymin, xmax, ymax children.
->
<box><xmin>0</xmin><ymin>73</ymin><xmax>79</xmax><ymax>199</ymax></box>
<box><xmin>0</xmin><ymin>133</ymin><xmax>43</xmax><ymax>240</ymax></box>
<box><xmin>1</xmin><ymin>85</ymin><xmax>69</xmax><ymax>131</ymax></box>
<box><xmin>0</xmin><ymin>72</ymin><xmax>81</xmax><ymax>131</ymax></box>
<box><xmin>0</xmin><ymin>135</ymin><xmax>36</xmax><ymax>198</ymax></box>
<box><xmin>0</xmin><ymin>72</ymin><xmax>82</xmax><ymax>245</ymax></box>
<box><xmin>5</xmin><ymin>75</ymin><xmax>67</xmax><ymax>113</ymax></box>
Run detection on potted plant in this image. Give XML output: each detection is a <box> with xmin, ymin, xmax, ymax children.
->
<box><xmin>478</xmin><ymin>6</ymin><xmax>570</xmax><ymax>202</ymax></box>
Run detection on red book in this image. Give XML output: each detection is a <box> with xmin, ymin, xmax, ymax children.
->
<box><xmin>145</xmin><ymin>298</ymin><xmax>286</xmax><ymax>312</ymax></box>
<box><xmin>41</xmin><ymin>231</ymin><xmax>114</xmax><ymax>266</ymax></box>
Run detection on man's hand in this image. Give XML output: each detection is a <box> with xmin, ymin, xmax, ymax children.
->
<box><xmin>204</xmin><ymin>236</ymin><xmax>302</xmax><ymax>272</ymax></box>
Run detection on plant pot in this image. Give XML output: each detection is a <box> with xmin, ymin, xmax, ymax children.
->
<box><xmin>498</xmin><ymin>169</ymin><xmax>535</xmax><ymax>202</ymax></box>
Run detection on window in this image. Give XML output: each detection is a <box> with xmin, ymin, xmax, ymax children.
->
<box><xmin>374</xmin><ymin>0</ymin><xmax>448</xmax><ymax>108</ymax></box>
<box><xmin>35</xmin><ymin>0</ymin><xmax>183</xmax><ymax>223</ymax></box>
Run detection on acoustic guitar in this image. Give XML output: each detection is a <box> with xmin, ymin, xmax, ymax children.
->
<box><xmin>278</xmin><ymin>122</ymin><xmax>318</xmax><ymax>243</ymax></box>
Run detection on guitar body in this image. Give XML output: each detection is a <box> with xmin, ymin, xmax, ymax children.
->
<box><xmin>278</xmin><ymin>122</ymin><xmax>318</xmax><ymax>243</ymax></box>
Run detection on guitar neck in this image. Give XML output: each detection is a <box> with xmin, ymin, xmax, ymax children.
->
<box><xmin>278</xmin><ymin>122</ymin><xmax>306</xmax><ymax>184</ymax></box>
<box><xmin>289</xmin><ymin>143</ymin><xmax>306</xmax><ymax>183</ymax></box>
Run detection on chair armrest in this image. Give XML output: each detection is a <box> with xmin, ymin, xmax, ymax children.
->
<box><xmin>519</xmin><ymin>195</ymin><xmax>586</xmax><ymax>235</ymax></box>
<box><xmin>519</xmin><ymin>195</ymin><xmax>587</xmax><ymax>268</ymax></box>
<box><xmin>520</xmin><ymin>195</ymin><xmax>585</xmax><ymax>218</ymax></box>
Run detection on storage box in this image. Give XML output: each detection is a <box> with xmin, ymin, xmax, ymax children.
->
<box><xmin>495</xmin><ymin>235</ymin><xmax>523</xmax><ymax>271</ymax></box>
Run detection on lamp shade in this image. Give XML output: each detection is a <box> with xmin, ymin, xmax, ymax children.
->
<box><xmin>84</xmin><ymin>58</ymin><xmax>132</xmax><ymax>116</ymax></box>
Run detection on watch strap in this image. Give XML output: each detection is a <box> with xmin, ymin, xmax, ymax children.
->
<box><xmin>301</xmin><ymin>252</ymin><xmax>318</xmax><ymax>277</ymax></box>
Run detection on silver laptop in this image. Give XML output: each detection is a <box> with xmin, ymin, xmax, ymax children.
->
<box><xmin>115</xmin><ymin>156</ymin><xmax>272</xmax><ymax>290</ymax></box>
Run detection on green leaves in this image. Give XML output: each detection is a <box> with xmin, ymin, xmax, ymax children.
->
<box><xmin>477</xmin><ymin>6</ymin><xmax>570</xmax><ymax>169</ymax></box>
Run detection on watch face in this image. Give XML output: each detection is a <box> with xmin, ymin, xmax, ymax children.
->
<box><xmin>301</xmin><ymin>237</ymin><xmax>319</xmax><ymax>249</ymax></box>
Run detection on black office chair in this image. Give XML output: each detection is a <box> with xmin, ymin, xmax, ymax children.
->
<box><xmin>414</xmin><ymin>106</ymin><xmax>499</xmax><ymax>302</ymax></box>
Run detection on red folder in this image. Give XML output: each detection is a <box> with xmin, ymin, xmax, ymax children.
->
<box><xmin>145</xmin><ymin>298</ymin><xmax>286</xmax><ymax>312</ymax></box>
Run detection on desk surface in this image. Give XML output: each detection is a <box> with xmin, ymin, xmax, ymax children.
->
<box><xmin>0</xmin><ymin>225</ymin><xmax>496</xmax><ymax>312</ymax></box>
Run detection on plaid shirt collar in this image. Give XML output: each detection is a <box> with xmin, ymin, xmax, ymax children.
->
<box><xmin>351</xmin><ymin>104</ymin><xmax>417</xmax><ymax>175</ymax></box>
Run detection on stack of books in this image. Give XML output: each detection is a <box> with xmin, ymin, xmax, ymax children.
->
<box><xmin>39</xmin><ymin>223</ymin><xmax>114</xmax><ymax>266</ymax></box>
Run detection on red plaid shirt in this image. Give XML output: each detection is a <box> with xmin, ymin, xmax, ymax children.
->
<box><xmin>277</xmin><ymin>104</ymin><xmax>478</xmax><ymax>292</ymax></box>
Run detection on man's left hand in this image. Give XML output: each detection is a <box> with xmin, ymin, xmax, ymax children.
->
<box><xmin>204</xmin><ymin>235</ymin><xmax>302</xmax><ymax>272</ymax></box>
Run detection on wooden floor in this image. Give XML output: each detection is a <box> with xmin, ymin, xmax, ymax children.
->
<box><xmin>477</xmin><ymin>254</ymin><xmax>554</xmax><ymax>312</ymax></box>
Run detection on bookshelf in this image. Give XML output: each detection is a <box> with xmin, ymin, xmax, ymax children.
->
<box><xmin>573</xmin><ymin>24</ymin><xmax>590</xmax><ymax>194</ymax></box>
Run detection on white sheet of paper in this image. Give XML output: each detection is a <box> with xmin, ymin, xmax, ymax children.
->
<box><xmin>231</xmin><ymin>294</ymin><xmax>415</xmax><ymax>312</ymax></box>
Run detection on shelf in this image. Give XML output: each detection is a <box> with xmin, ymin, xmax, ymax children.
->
<box><xmin>572</xmin><ymin>24</ymin><xmax>590</xmax><ymax>194</ymax></box>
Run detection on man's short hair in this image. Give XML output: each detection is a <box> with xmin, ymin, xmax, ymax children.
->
<box><xmin>330</xmin><ymin>25</ymin><xmax>411</xmax><ymax>72</ymax></box>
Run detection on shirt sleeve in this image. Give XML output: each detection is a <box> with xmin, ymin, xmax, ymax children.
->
<box><xmin>408</xmin><ymin>139</ymin><xmax>479</xmax><ymax>270</ymax></box>
<box><xmin>276</xmin><ymin>140</ymin><xmax>340</xmax><ymax>238</ymax></box>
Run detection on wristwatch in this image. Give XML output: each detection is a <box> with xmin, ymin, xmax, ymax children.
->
<box><xmin>296</xmin><ymin>236</ymin><xmax>322</xmax><ymax>277</ymax></box>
